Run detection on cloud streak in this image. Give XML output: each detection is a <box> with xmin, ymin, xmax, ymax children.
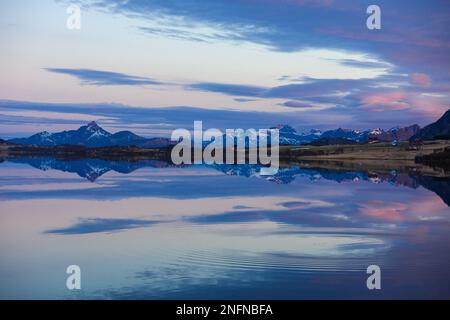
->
<box><xmin>70</xmin><ymin>0</ymin><xmax>450</xmax><ymax>73</ymax></box>
<box><xmin>45</xmin><ymin>68</ymin><xmax>163</xmax><ymax>86</ymax></box>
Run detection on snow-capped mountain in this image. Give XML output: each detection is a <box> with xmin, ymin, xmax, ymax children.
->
<box><xmin>320</xmin><ymin>128</ymin><xmax>367</xmax><ymax>142</ymax></box>
<box><xmin>282</xmin><ymin>125</ymin><xmax>422</xmax><ymax>144</ymax></box>
<box><xmin>203</xmin><ymin>125</ymin><xmax>321</xmax><ymax>147</ymax></box>
<box><xmin>271</xmin><ymin>125</ymin><xmax>324</xmax><ymax>145</ymax></box>
<box><xmin>370</xmin><ymin>128</ymin><xmax>384</xmax><ymax>135</ymax></box>
<box><xmin>7</xmin><ymin>121</ymin><xmax>423</xmax><ymax>148</ymax></box>
<box><xmin>372</xmin><ymin>125</ymin><xmax>420</xmax><ymax>142</ymax></box>
<box><xmin>8</xmin><ymin>121</ymin><xmax>173</xmax><ymax>148</ymax></box>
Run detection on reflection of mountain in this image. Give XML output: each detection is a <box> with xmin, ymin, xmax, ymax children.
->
<box><xmin>414</xmin><ymin>176</ymin><xmax>450</xmax><ymax>207</ymax></box>
<box><xmin>212</xmin><ymin>163</ymin><xmax>450</xmax><ymax>206</ymax></box>
<box><xmin>211</xmin><ymin>163</ymin><xmax>422</xmax><ymax>187</ymax></box>
<box><xmin>7</xmin><ymin>157</ymin><xmax>177</xmax><ymax>182</ymax></box>
<box><xmin>5</xmin><ymin>156</ymin><xmax>449</xmax><ymax>206</ymax></box>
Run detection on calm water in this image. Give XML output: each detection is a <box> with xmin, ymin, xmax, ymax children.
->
<box><xmin>0</xmin><ymin>157</ymin><xmax>449</xmax><ymax>299</ymax></box>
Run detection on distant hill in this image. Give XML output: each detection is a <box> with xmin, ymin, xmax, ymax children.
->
<box><xmin>371</xmin><ymin>125</ymin><xmax>420</xmax><ymax>142</ymax></box>
<box><xmin>411</xmin><ymin>109</ymin><xmax>450</xmax><ymax>140</ymax></box>
<box><xmin>320</xmin><ymin>128</ymin><xmax>366</xmax><ymax>142</ymax></box>
<box><xmin>0</xmin><ymin>138</ymin><xmax>12</xmax><ymax>147</ymax></box>
<box><xmin>8</xmin><ymin>122</ymin><xmax>174</xmax><ymax>149</ymax></box>
<box><xmin>271</xmin><ymin>125</ymin><xmax>322</xmax><ymax>145</ymax></box>
<box><xmin>307</xmin><ymin>137</ymin><xmax>358</xmax><ymax>146</ymax></box>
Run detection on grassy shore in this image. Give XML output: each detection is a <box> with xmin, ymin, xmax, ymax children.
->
<box><xmin>0</xmin><ymin>142</ymin><xmax>172</xmax><ymax>161</ymax></box>
<box><xmin>280</xmin><ymin>140</ymin><xmax>450</xmax><ymax>161</ymax></box>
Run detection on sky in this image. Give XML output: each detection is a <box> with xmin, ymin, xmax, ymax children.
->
<box><xmin>0</xmin><ymin>0</ymin><xmax>449</xmax><ymax>138</ymax></box>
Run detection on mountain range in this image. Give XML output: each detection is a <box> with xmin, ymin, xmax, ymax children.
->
<box><xmin>5</xmin><ymin>108</ymin><xmax>450</xmax><ymax>147</ymax></box>
<box><xmin>274</xmin><ymin>124</ymin><xmax>420</xmax><ymax>145</ymax></box>
<box><xmin>8</xmin><ymin>121</ymin><xmax>174</xmax><ymax>149</ymax></box>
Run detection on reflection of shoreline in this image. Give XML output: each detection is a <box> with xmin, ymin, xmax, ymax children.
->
<box><xmin>285</xmin><ymin>158</ymin><xmax>449</xmax><ymax>178</ymax></box>
<box><xmin>281</xmin><ymin>159</ymin><xmax>450</xmax><ymax>207</ymax></box>
<box><xmin>2</xmin><ymin>140</ymin><xmax>450</xmax><ymax>178</ymax></box>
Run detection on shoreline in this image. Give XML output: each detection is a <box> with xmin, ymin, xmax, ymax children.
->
<box><xmin>1</xmin><ymin>140</ymin><xmax>450</xmax><ymax>176</ymax></box>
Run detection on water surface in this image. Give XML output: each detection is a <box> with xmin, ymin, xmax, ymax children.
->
<box><xmin>0</xmin><ymin>157</ymin><xmax>449</xmax><ymax>299</ymax></box>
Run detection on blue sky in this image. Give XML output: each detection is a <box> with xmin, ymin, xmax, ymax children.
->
<box><xmin>0</xmin><ymin>0</ymin><xmax>449</xmax><ymax>138</ymax></box>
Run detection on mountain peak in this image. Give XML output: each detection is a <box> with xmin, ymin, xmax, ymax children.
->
<box><xmin>309</xmin><ymin>129</ymin><xmax>322</xmax><ymax>136</ymax></box>
<box><xmin>7</xmin><ymin>121</ymin><xmax>172</xmax><ymax>148</ymax></box>
<box><xmin>87</xmin><ymin>121</ymin><xmax>100</xmax><ymax>128</ymax></box>
<box><xmin>272</xmin><ymin>124</ymin><xmax>297</xmax><ymax>133</ymax></box>
<box><xmin>370</xmin><ymin>128</ymin><xmax>383</xmax><ymax>135</ymax></box>
<box><xmin>81</xmin><ymin>121</ymin><xmax>110</xmax><ymax>134</ymax></box>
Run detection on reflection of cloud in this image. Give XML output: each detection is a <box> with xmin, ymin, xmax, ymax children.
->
<box><xmin>360</xmin><ymin>201</ymin><xmax>408</xmax><ymax>221</ymax></box>
<box><xmin>359</xmin><ymin>194</ymin><xmax>450</xmax><ymax>223</ymax></box>
<box><xmin>0</xmin><ymin>182</ymin><xmax>111</xmax><ymax>192</ymax></box>
<box><xmin>44</xmin><ymin>218</ymin><xmax>160</xmax><ymax>235</ymax></box>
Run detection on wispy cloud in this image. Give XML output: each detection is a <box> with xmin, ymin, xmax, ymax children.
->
<box><xmin>45</xmin><ymin>68</ymin><xmax>163</xmax><ymax>86</ymax></box>
<box><xmin>281</xmin><ymin>101</ymin><xmax>315</xmax><ymax>108</ymax></box>
<box><xmin>331</xmin><ymin>59</ymin><xmax>392</xmax><ymax>69</ymax></box>
<box><xmin>70</xmin><ymin>0</ymin><xmax>450</xmax><ymax>73</ymax></box>
<box><xmin>409</xmin><ymin>73</ymin><xmax>432</xmax><ymax>87</ymax></box>
<box><xmin>191</xmin><ymin>72</ymin><xmax>448</xmax><ymax>115</ymax></box>
<box><xmin>189</xmin><ymin>82</ymin><xmax>267</xmax><ymax>97</ymax></box>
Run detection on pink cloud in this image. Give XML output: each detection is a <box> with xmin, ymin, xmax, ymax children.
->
<box><xmin>409</xmin><ymin>73</ymin><xmax>431</xmax><ymax>87</ymax></box>
<box><xmin>361</xmin><ymin>91</ymin><xmax>410</xmax><ymax>112</ymax></box>
<box><xmin>362</xmin><ymin>91</ymin><xmax>405</xmax><ymax>105</ymax></box>
<box><xmin>410</xmin><ymin>92</ymin><xmax>449</xmax><ymax>119</ymax></box>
